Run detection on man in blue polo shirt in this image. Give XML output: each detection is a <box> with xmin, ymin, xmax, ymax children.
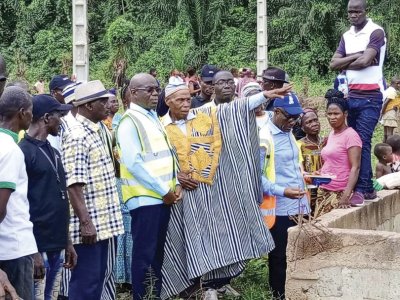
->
<box><xmin>330</xmin><ymin>0</ymin><xmax>386</xmax><ymax>204</ymax></box>
<box><xmin>261</xmin><ymin>92</ymin><xmax>309</xmax><ymax>299</ymax></box>
<box><xmin>19</xmin><ymin>94</ymin><xmax>77</xmax><ymax>300</ymax></box>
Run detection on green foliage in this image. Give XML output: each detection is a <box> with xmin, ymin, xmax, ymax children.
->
<box><xmin>129</xmin><ymin>26</ymin><xmax>196</xmax><ymax>83</ymax></box>
<box><xmin>229</xmin><ymin>258</ymin><xmax>273</xmax><ymax>300</ymax></box>
<box><xmin>208</xmin><ymin>27</ymin><xmax>256</xmax><ymax>70</ymax></box>
<box><xmin>1</xmin><ymin>0</ymin><xmax>399</xmax><ymax>86</ymax></box>
<box><xmin>26</xmin><ymin>28</ymin><xmax>73</xmax><ymax>81</ymax></box>
<box><xmin>107</xmin><ymin>17</ymin><xmax>136</xmax><ymax>47</ymax></box>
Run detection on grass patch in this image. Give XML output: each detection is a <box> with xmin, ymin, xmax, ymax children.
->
<box><xmin>226</xmin><ymin>258</ymin><xmax>273</xmax><ymax>300</ymax></box>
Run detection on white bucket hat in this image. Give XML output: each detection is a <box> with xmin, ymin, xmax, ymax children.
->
<box><xmin>74</xmin><ymin>80</ymin><xmax>114</xmax><ymax>106</ymax></box>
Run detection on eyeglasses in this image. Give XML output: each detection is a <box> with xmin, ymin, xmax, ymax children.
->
<box><xmin>131</xmin><ymin>86</ymin><xmax>161</xmax><ymax>94</ymax></box>
<box><xmin>215</xmin><ymin>80</ymin><xmax>235</xmax><ymax>87</ymax></box>
<box><xmin>278</xmin><ymin>109</ymin><xmax>301</xmax><ymax>123</ymax></box>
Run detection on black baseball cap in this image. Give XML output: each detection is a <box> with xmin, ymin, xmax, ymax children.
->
<box><xmin>262</xmin><ymin>67</ymin><xmax>289</xmax><ymax>83</ymax></box>
<box><xmin>32</xmin><ymin>94</ymin><xmax>72</xmax><ymax>119</ymax></box>
<box><xmin>200</xmin><ymin>64</ymin><xmax>219</xmax><ymax>82</ymax></box>
<box><xmin>49</xmin><ymin>75</ymin><xmax>74</xmax><ymax>91</ymax></box>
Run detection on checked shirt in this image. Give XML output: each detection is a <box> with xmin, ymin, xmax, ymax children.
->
<box><xmin>62</xmin><ymin>114</ymin><xmax>124</xmax><ymax>245</ymax></box>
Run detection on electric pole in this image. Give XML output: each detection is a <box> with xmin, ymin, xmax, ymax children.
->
<box><xmin>72</xmin><ymin>0</ymin><xmax>89</xmax><ymax>81</ymax></box>
<box><xmin>257</xmin><ymin>0</ymin><xmax>268</xmax><ymax>77</ymax></box>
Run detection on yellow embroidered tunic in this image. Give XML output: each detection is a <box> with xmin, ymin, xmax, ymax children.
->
<box><xmin>163</xmin><ymin>107</ymin><xmax>222</xmax><ymax>185</ymax></box>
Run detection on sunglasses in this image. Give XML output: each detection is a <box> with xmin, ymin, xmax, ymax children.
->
<box><xmin>278</xmin><ymin>109</ymin><xmax>301</xmax><ymax>123</ymax></box>
<box><xmin>131</xmin><ymin>86</ymin><xmax>161</xmax><ymax>94</ymax></box>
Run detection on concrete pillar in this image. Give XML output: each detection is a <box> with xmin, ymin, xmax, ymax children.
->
<box><xmin>72</xmin><ymin>0</ymin><xmax>89</xmax><ymax>82</ymax></box>
<box><xmin>256</xmin><ymin>0</ymin><xmax>268</xmax><ymax>77</ymax></box>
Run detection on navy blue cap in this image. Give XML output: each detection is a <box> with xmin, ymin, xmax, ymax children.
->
<box><xmin>49</xmin><ymin>75</ymin><xmax>74</xmax><ymax>91</ymax></box>
<box><xmin>200</xmin><ymin>64</ymin><xmax>219</xmax><ymax>82</ymax></box>
<box><xmin>273</xmin><ymin>92</ymin><xmax>304</xmax><ymax>115</ymax></box>
<box><xmin>32</xmin><ymin>94</ymin><xmax>72</xmax><ymax>119</ymax></box>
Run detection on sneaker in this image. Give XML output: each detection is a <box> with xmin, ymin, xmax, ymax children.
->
<box><xmin>350</xmin><ymin>191</ymin><xmax>365</xmax><ymax>207</ymax></box>
<box><xmin>203</xmin><ymin>289</ymin><xmax>218</xmax><ymax>300</ymax></box>
<box><xmin>364</xmin><ymin>190</ymin><xmax>379</xmax><ymax>202</ymax></box>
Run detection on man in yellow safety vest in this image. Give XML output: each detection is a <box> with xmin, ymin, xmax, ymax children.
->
<box><xmin>116</xmin><ymin>73</ymin><xmax>182</xmax><ymax>300</ymax></box>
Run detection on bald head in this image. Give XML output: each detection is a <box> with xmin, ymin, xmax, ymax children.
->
<box><xmin>130</xmin><ymin>73</ymin><xmax>157</xmax><ymax>89</ymax></box>
<box><xmin>0</xmin><ymin>54</ymin><xmax>7</xmax><ymax>97</ymax></box>
<box><xmin>129</xmin><ymin>73</ymin><xmax>160</xmax><ymax>110</ymax></box>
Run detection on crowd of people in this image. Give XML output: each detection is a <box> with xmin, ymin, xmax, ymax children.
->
<box><xmin>1</xmin><ymin>0</ymin><xmax>399</xmax><ymax>299</ymax></box>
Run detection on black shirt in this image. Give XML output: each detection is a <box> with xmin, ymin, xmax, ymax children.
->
<box><xmin>191</xmin><ymin>95</ymin><xmax>211</xmax><ymax>109</ymax></box>
<box><xmin>19</xmin><ymin>134</ymin><xmax>69</xmax><ymax>252</ymax></box>
<box><xmin>156</xmin><ymin>89</ymin><xmax>169</xmax><ymax>117</ymax></box>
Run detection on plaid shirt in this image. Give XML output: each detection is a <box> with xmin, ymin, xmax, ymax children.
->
<box><xmin>62</xmin><ymin>114</ymin><xmax>124</xmax><ymax>244</ymax></box>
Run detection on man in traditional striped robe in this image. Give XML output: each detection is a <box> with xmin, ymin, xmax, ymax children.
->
<box><xmin>159</xmin><ymin>71</ymin><xmax>291</xmax><ymax>299</ymax></box>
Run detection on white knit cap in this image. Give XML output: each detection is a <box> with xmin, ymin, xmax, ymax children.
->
<box><xmin>165</xmin><ymin>82</ymin><xmax>189</xmax><ymax>98</ymax></box>
<box><xmin>242</xmin><ymin>82</ymin><xmax>262</xmax><ymax>98</ymax></box>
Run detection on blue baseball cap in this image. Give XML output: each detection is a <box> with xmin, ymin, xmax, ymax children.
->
<box><xmin>200</xmin><ymin>64</ymin><xmax>219</xmax><ymax>82</ymax></box>
<box><xmin>273</xmin><ymin>92</ymin><xmax>304</xmax><ymax>115</ymax></box>
<box><xmin>49</xmin><ymin>75</ymin><xmax>74</xmax><ymax>91</ymax></box>
<box><xmin>32</xmin><ymin>94</ymin><xmax>72</xmax><ymax>119</ymax></box>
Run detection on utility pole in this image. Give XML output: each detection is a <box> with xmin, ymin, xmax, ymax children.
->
<box><xmin>72</xmin><ymin>0</ymin><xmax>89</xmax><ymax>81</ymax></box>
<box><xmin>257</xmin><ymin>0</ymin><xmax>268</xmax><ymax>77</ymax></box>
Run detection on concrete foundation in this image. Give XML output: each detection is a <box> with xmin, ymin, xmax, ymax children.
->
<box><xmin>286</xmin><ymin>190</ymin><xmax>400</xmax><ymax>300</ymax></box>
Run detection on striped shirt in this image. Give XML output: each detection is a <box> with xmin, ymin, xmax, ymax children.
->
<box><xmin>62</xmin><ymin>114</ymin><xmax>124</xmax><ymax>244</ymax></box>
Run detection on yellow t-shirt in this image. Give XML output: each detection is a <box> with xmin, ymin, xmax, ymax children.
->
<box><xmin>384</xmin><ymin>87</ymin><xmax>400</xmax><ymax>113</ymax></box>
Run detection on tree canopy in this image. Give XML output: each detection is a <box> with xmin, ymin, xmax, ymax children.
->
<box><xmin>1</xmin><ymin>0</ymin><xmax>399</xmax><ymax>86</ymax></box>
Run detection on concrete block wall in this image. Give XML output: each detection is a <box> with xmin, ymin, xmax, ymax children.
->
<box><xmin>286</xmin><ymin>190</ymin><xmax>400</xmax><ymax>299</ymax></box>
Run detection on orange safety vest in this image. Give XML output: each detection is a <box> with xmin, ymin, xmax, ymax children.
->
<box><xmin>259</xmin><ymin>122</ymin><xmax>305</xmax><ymax>229</ymax></box>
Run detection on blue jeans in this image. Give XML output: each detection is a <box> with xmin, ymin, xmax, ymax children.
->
<box><xmin>347</xmin><ymin>96</ymin><xmax>382</xmax><ymax>193</ymax></box>
<box><xmin>34</xmin><ymin>250</ymin><xmax>65</xmax><ymax>300</ymax></box>
<box><xmin>130</xmin><ymin>204</ymin><xmax>171</xmax><ymax>300</ymax></box>
<box><xmin>0</xmin><ymin>255</ymin><xmax>34</xmax><ymax>300</ymax></box>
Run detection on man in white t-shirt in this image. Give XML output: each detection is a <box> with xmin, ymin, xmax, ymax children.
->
<box><xmin>0</xmin><ymin>86</ymin><xmax>38</xmax><ymax>300</ymax></box>
<box><xmin>330</xmin><ymin>0</ymin><xmax>386</xmax><ymax>203</ymax></box>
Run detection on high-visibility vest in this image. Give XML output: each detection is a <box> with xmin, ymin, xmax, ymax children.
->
<box><xmin>117</xmin><ymin>109</ymin><xmax>176</xmax><ymax>203</ymax></box>
<box><xmin>259</xmin><ymin>123</ymin><xmax>304</xmax><ymax>229</ymax></box>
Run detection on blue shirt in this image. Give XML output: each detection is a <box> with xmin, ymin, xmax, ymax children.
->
<box><xmin>261</xmin><ymin>119</ymin><xmax>310</xmax><ymax>216</ymax></box>
<box><xmin>117</xmin><ymin>103</ymin><xmax>176</xmax><ymax>210</ymax></box>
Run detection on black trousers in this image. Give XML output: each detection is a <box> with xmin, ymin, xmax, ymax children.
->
<box><xmin>268</xmin><ymin>216</ymin><xmax>297</xmax><ymax>300</ymax></box>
